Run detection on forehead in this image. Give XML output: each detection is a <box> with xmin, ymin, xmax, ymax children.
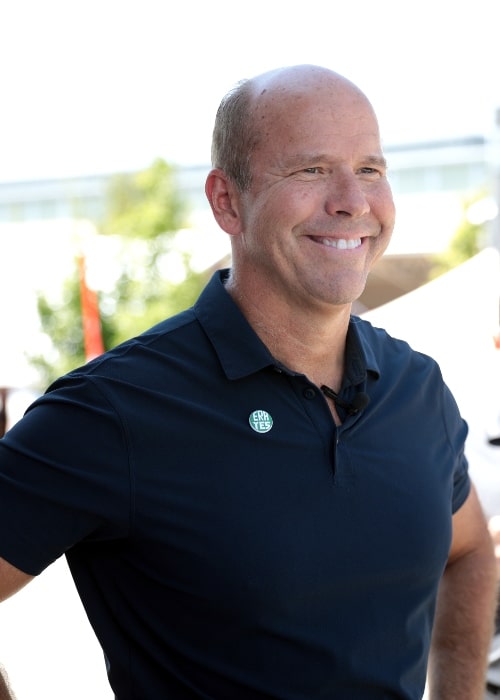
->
<box><xmin>249</xmin><ymin>74</ymin><xmax>382</xmax><ymax>158</ymax></box>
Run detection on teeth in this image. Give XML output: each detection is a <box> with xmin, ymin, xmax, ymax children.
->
<box><xmin>320</xmin><ymin>237</ymin><xmax>362</xmax><ymax>250</ymax></box>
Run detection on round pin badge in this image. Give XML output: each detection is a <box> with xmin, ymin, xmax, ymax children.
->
<box><xmin>249</xmin><ymin>409</ymin><xmax>273</xmax><ymax>434</ymax></box>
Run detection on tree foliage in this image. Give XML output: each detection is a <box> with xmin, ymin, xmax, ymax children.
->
<box><xmin>30</xmin><ymin>159</ymin><xmax>209</xmax><ymax>388</ymax></box>
<box><xmin>430</xmin><ymin>193</ymin><xmax>488</xmax><ymax>278</ymax></box>
<box><xmin>102</xmin><ymin>158</ymin><xmax>187</xmax><ymax>240</ymax></box>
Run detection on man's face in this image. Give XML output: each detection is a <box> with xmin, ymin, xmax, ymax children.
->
<box><xmin>232</xmin><ymin>77</ymin><xmax>396</xmax><ymax>312</ymax></box>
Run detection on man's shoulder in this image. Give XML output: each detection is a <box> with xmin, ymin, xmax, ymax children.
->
<box><xmin>49</xmin><ymin>307</ymin><xmax>202</xmax><ymax>391</ymax></box>
<box><xmin>104</xmin><ymin>307</ymin><xmax>199</xmax><ymax>359</ymax></box>
<box><xmin>353</xmin><ymin>315</ymin><xmax>429</xmax><ymax>352</ymax></box>
<box><xmin>136</xmin><ymin>307</ymin><xmax>199</xmax><ymax>344</ymax></box>
<box><xmin>351</xmin><ymin>315</ymin><xmax>441</xmax><ymax>375</ymax></box>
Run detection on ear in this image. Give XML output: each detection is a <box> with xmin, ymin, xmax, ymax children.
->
<box><xmin>205</xmin><ymin>169</ymin><xmax>243</xmax><ymax>236</ymax></box>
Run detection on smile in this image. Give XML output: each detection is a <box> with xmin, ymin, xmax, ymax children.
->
<box><xmin>316</xmin><ymin>237</ymin><xmax>362</xmax><ymax>250</ymax></box>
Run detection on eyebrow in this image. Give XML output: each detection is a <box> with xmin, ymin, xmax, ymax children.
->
<box><xmin>279</xmin><ymin>153</ymin><xmax>388</xmax><ymax>170</ymax></box>
<box><xmin>364</xmin><ymin>155</ymin><xmax>388</xmax><ymax>170</ymax></box>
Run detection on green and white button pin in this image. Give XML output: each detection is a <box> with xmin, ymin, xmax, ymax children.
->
<box><xmin>249</xmin><ymin>409</ymin><xmax>273</xmax><ymax>434</ymax></box>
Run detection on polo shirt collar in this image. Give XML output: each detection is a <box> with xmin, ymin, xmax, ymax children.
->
<box><xmin>194</xmin><ymin>269</ymin><xmax>276</xmax><ymax>380</ymax></box>
<box><xmin>195</xmin><ymin>269</ymin><xmax>380</xmax><ymax>385</ymax></box>
<box><xmin>345</xmin><ymin>318</ymin><xmax>381</xmax><ymax>384</ymax></box>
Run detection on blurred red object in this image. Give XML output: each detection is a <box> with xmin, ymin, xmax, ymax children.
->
<box><xmin>77</xmin><ymin>254</ymin><xmax>104</xmax><ymax>362</ymax></box>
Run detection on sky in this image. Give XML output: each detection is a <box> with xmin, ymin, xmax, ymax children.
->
<box><xmin>2</xmin><ymin>0</ymin><xmax>499</xmax><ymax>183</ymax></box>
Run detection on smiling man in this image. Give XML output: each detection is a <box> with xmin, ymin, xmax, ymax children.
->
<box><xmin>0</xmin><ymin>65</ymin><xmax>497</xmax><ymax>700</ymax></box>
<box><xmin>206</xmin><ymin>66</ymin><xmax>395</xmax><ymax>393</ymax></box>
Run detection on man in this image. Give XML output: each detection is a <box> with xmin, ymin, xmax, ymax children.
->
<box><xmin>0</xmin><ymin>65</ymin><xmax>496</xmax><ymax>699</ymax></box>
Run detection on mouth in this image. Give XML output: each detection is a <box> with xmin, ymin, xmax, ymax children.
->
<box><xmin>311</xmin><ymin>237</ymin><xmax>363</xmax><ymax>250</ymax></box>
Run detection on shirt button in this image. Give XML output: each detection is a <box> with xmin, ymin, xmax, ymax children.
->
<box><xmin>303</xmin><ymin>388</ymin><xmax>316</xmax><ymax>400</ymax></box>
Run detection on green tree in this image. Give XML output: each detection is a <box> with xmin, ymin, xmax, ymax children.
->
<box><xmin>102</xmin><ymin>158</ymin><xmax>187</xmax><ymax>241</ymax></box>
<box><xmin>30</xmin><ymin>159</ymin><xmax>209</xmax><ymax>388</ymax></box>
<box><xmin>430</xmin><ymin>193</ymin><xmax>489</xmax><ymax>278</ymax></box>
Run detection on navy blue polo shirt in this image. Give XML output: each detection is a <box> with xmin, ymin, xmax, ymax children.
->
<box><xmin>0</xmin><ymin>269</ymin><xmax>469</xmax><ymax>699</ymax></box>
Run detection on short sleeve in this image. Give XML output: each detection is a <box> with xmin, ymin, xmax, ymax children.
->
<box><xmin>0</xmin><ymin>375</ymin><xmax>131</xmax><ymax>575</ymax></box>
<box><xmin>441</xmin><ymin>381</ymin><xmax>470</xmax><ymax>514</ymax></box>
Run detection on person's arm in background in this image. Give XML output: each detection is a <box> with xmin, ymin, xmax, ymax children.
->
<box><xmin>428</xmin><ymin>484</ymin><xmax>498</xmax><ymax>699</ymax></box>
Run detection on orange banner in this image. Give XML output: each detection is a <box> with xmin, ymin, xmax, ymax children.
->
<box><xmin>77</xmin><ymin>255</ymin><xmax>105</xmax><ymax>361</ymax></box>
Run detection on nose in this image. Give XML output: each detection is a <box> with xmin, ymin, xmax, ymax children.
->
<box><xmin>325</xmin><ymin>170</ymin><xmax>370</xmax><ymax>218</ymax></box>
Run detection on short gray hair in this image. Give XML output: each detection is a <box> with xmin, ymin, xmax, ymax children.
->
<box><xmin>210</xmin><ymin>79</ymin><xmax>259</xmax><ymax>192</ymax></box>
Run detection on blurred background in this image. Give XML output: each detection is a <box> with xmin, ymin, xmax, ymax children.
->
<box><xmin>0</xmin><ymin>0</ymin><xmax>499</xmax><ymax>697</ymax></box>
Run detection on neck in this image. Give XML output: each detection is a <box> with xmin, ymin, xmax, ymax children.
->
<box><xmin>226</xmin><ymin>278</ymin><xmax>351</xmax><ymax>390</ymax></box>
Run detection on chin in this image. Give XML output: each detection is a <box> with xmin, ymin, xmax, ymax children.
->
<box><xmin>324</xmin><ymin>281</ymin><xmax>368</xmax><ymax>307</ymax></box>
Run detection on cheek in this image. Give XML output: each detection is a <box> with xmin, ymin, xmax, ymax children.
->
<box><xmin>378</xmin><ymin>184</ymin><xmax>396</xmax><ymax>226</ymax></box>
<box><xmin>245</xmin><ymin>196</ymin><xmax>297</xmax><ymax>238</ymax></box>
<box><xmin>384</xmin><ymin>194</ymin><xmax>396</xmax><ymax>229</ymax></box>
<box><xmin>269</xmin><ymin>189</ymin><xmax>319</xmax><ymax>237</ymax></box>
<box><xmin>368</xmin><ymin>186</ymin><xmax>395</xmax><ymax>233</ymax></box>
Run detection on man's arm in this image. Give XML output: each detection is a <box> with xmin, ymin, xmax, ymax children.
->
<box><xmin>427</xmin><ymin>484</ymin><xmax>498</xmax><ymax>699</ymax></box>
<box><xmin>0</xmin><ymin>556</ymin><xmax>34</xmax><ymax>603</ymax></box>
<box><xmin>0</xmin><ymin>557</ymin><xmax>35</xmax><ymax>700</ymax></box>
<box><xmin>0</xmin><ymin>666</ymin><xmax>16</xmax><ymax>700</ymax></box>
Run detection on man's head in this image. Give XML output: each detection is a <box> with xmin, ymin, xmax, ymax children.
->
<box><xmin>206</xmin><ymin>65</ymin><xmax>395</xmax><ymax>311</ymax></box>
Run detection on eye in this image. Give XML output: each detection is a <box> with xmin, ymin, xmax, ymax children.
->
<box><xmin>302</xmin><ymin>167</ymin><xmax>321</xmax><ymax>174</ymax></box>
<box><xmin>358</xmin><ymin>157</ymin><xmax>388</xmax><ymax>177</ymax></box>
<box><xmin>358</xmin><ymin>166</ymin><xmax>384</xmax><ymax>179</ymax></box>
